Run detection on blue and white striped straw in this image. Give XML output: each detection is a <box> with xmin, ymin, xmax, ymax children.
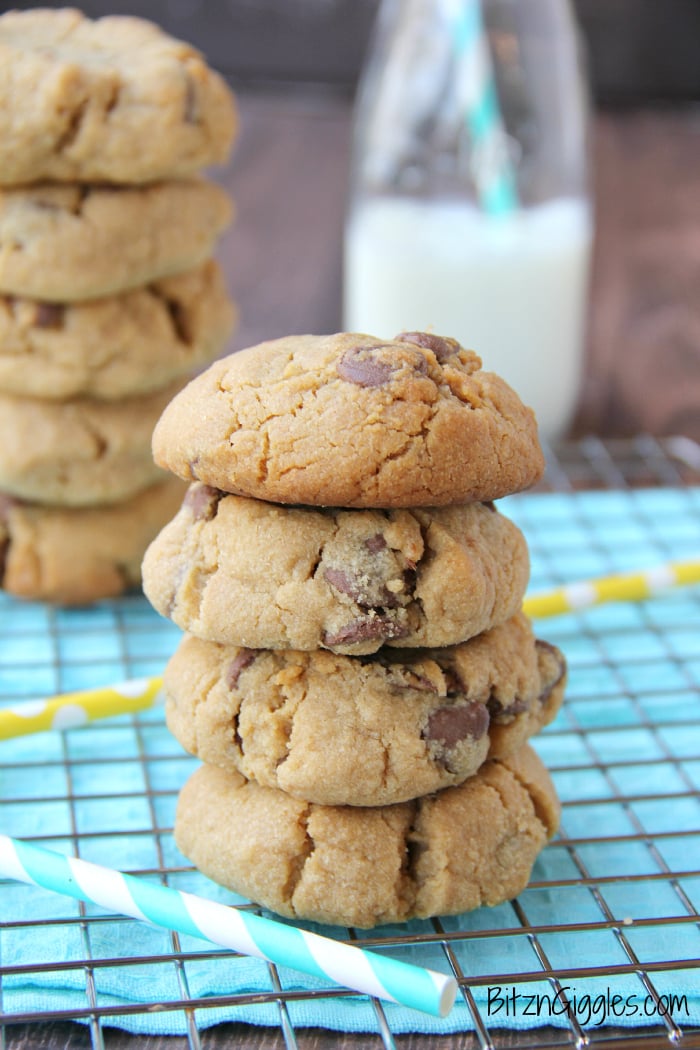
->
<box><xmin>447</xmin><ymin>0</ymin><xmax>518</xmax><ymax>215</ymax></box>
<box><xmin>0</xmin><ymin>835</ymin><xmax>458</xmax><ymax>1018</ymax></box>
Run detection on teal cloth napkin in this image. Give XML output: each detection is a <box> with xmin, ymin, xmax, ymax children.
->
<box><xmin>1</xmin><ymin>487</ymin><xmax>699</xmax><ymax>1038</ymax></box>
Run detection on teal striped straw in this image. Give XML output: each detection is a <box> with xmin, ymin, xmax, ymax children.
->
<box><xmin>448</xmin><ymin>0</ymin><xmax>518</xmax><ymax>215</ymax></box>
<box><xmin>0</xmin><ymin>834</ymin><xmax>458</xmax><ymax>1018</ymax></box>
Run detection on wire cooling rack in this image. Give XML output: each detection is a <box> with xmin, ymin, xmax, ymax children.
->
<box><xmin>1</xmin><ymin>434</ymin><xmax>699</xmax><ymax>1050</ymax></box>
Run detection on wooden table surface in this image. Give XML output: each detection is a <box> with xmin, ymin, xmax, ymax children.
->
<box><xmin>4</xmin><ymin>92</ymin><xmax>700</xmax><ymax>1050</ymax></box>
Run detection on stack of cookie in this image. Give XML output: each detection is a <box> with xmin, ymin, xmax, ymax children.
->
<box><xmin>143</xmin><ymin>331</ymin><xmax>565</xmax><ymax>929</ymax></box>
<box><xmin>0</xmin><ymin>9</ymin><xmax>237</xmax><ymax>604</ymax></box>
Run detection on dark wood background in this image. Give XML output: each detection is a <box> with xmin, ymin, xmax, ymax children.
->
<box><xmin>5</xmin><ymin>0</ymin><xmax>700</xmax><ymax>102</ymax></box>
<box><xmin>2</xmin><ymin>0</ymin><xmax>700</xmax><ymax>442</ymax></box>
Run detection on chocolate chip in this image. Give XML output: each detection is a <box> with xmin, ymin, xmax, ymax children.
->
<box><xmin>322</xmin><ymin>617</ymin><xmax>409</xmax><ymax>648</ymax></box>
<box><xmin>183</xmin><ymin>76</ymin><xmax>200</xmax><ymax>123</ymax></box>
<box><xmin>395</xmin><ymin>331</ymin><xmax>461</xmax><ymax>362</ymax></box>
<box><xmin>535</xmin><ymin>640</ymin><xmax>567</xmax><ymax>703</ymax></box>
<box><xmin>324</xmin><ymin>567</ymin><xmax>363</xmax><ymax>602</ymax></box>
<box><xmin>364</xmin><ymin>533</ymin><xmax>387</xmax><ymax>554</ymax></box>
<box><xmin>183</xmin><ymin>484</ymin><xmax>223</xmax><ymax>521</ymax></box>
<box><xmin>337</xmin><ymin>345</ymin><xmax>397</xmax><ymax>387</ymax></box>
<box><xmin>487</xmin><ymin>694</ymin><xmax>529</xmax><ymax>720</ymax></box>
<box><xmin>386</xmin><ymin>667</ymin><xmax>439</xmax><ymax>693</ymax></box>
<box><xmin>0</xmin><ymin>493</ymin><xmax>14</xmax><ymax>582</ymax></box>
<box><xmin>323</xmin><ymin>565</ymin><xmax>409</xmax><ymax>610</ymax></box>
<box><xmin>34</xmin><ymin>302</ymin><xmax>65</xmax><ymax>329</ymax></box>
<box><xmin>380</xmin><ymin>585</ymin><xmax>403</xmax><ymax>609</ymax></box>
<box><xmin>424</xmin><ymin>702</ymin><xmax>490</xmax><ymax>753</ymax></box>
<box><xmin>226</xmin><ymin>649</ymin><xmax>258</xmax><ymax>689</ymax></box>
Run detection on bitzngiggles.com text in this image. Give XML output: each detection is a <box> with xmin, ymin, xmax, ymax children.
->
<box><xmin>486</xmin><ymin>987</ymin><xmax>689</xmax><ymax>1027</ymax></box>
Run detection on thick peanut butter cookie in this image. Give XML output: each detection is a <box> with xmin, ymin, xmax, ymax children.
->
<box><xmin>0</xmin><ymin>8</ymin><xmax>237</xmax><ymax>185</ymax></box>
<box><xmin>152</xmin><ymin>331</ymin><xmax>544</xmax><ymax>507</ymax></box>
<box><xmin>175</xmin><ymin>744</ymin><xmax>560</xmax><ymax>928</ymax></box>
<box><xmin>0</xmin><ymin>475</ymin><xmax>185</xmax><ymax>605</ymax></box>
<box><xmin>0</xmin><ymin>261</ymin><xmax>235</xmax><ymax>401</ymax></box>
<box><xmin>142</xmin><ymin>486</ymin><xmax>529</xmax><ymax>653</ymax></box>
<box><xmin>164</xmin><ymin>615</ymin><xmax>565</xmax><ymax>806</ymax></box>
<box><xmin>0</xmin><ymin>179</ymin><xmax>231</xmax><ymax>301</ymax></box>
<box><xmin>0</xmin><ymin>382</ymin><xmax>181</xmax><ymax>506</ymax></box>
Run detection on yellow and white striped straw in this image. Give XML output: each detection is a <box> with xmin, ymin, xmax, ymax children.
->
<box><xmin>522</xmin><ymin>559</ymin><xmax>700</xmax><ymax>620</ymax></box>
<box><xmin>0</xmin><ymin>677</ymin><xmax>162</xmax><ymax>741</ymax></box>
<box><xmin>0</xmin><ymin>560</ymin><xmax>698</xmax><ymax>743</ymax></box>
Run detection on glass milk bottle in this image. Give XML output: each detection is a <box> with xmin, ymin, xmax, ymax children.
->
<box><xmin>343</xmin><ymin>0</ymin><xmax>593</xmax><ymax>441</ymax></box>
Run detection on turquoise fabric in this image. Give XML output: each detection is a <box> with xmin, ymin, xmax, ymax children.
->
<box><xmin>1</xmin><ymin>487</ymin><xmax>699</xmax><ymax>1040</ymax></box>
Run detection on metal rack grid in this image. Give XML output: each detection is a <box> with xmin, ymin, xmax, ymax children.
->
<box><xmin>1</xmin><ymin>435</ymin><xmax>699</xmax><ymax>1050</ymax></box>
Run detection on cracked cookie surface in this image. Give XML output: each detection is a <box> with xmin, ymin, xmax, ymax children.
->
<box><xmin>0</xmin><ymin>8</ymin><xmax>237</xmax><ymax>185</ymax></box>
<box><xmin>164</xmin><ymin>614</ymin><xmax>566</xmax><ymax>806</ymax></box>
<box><xmin>152</xmin><ymin>331</ymin><xmax>544</xmax><ymax>507</ymax></box>
<box><xmin>174</xmin><ymin>743</ymin><xmax>560</xmax><ymax>928</ymax></box>
<box><xmin>0</xmin><ymin>261</ymin><xmax>235</xmax><ymax>400</ymax></box>
<box><xmin>0</xmin><ymin>475</ymin><xmax>185</xmax><ymax>604</ymax></box>
<box><xmin>0</xmin><ymin>179</ymin><xmax>232</xmax><ymax>301</ymax></box>
<box><xmin>0</xmin><ymin>381</ymin><xmax>181</xmax><ymax>506</ymax></box>
<box><xmin>142</xmin><ymin>486</ymin><xmax>530</xmax><ymax>653</ymax></box>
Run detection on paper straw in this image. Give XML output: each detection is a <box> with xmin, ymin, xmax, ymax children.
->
<box><xmin>522</xmin><ymin>559</ymin><xmax>700</xmax><ymax>619</ymax></box>
<box><xmin>0</xmin><ymin>676</ymin><xmax>162</xmax><ymax>741</ymax></box>
<box><xmin>447</xmin><ymin>0</ymin><xmax>518</xmax><ymax>215</ymax></box>
<box><xmin>0</xmin><ymin>834</ymin><xmax>458</xmax><ymax>1018</ymax></box>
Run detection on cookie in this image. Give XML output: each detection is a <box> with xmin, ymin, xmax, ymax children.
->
<box><xmin>175</xmin><ymin>743</ymin><xmax>560</xmax><ymax>928</ymax></box>
<box><xmin>151</xmin><ymin>331</ymin><xmax>544</xmax><ymax>507</ymax></box>
<box><xmin>0</xmin><ymin>179</ymin><xmax>232</xmax><ymax>301</ymax></box>
<box><xmin>164</xmin><ymin>614</ymin><xmax>566</xmax><ymax>806</ymax></box>
<box><xmin>0</xmin><ymin>381</ymin><xmax>182</xmax><ymax>506</ymax></box>
<box><xmin>142</xmin><ymin>486</ymin><xmax>529</xmax><ymax>654</ymax></box>
<box><xmin>0</xmin><ymin>261</ymin><xmax>235</xmax><ymax>401</ymax></box>
<box><xmin>0</xmin><ymin>475</ymin><xmax>186</xmax><ymax>605</ymax></box>
<box><xmin>0</xmin><ymin>8</ymin><xmax>237</xmax><ymax>185</ymax></box>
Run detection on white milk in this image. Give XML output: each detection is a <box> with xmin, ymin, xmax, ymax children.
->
<box><xmin>343</xmin><ymin>197</ymin><xmax>593</xmax><ymax>440</ymax></box>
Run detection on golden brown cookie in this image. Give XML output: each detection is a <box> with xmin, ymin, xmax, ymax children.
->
<box><xmin>0</xmin><ymin>382</ymin><xmax>181</xmax><ymax>506</ymax></box>
<box><xmin>142</xmin><ymin>486</ymin><xmax>530</xmax><ymax>654</ymax></box>
<box><xmin>164</xmin><ymin>615</ymin><xmax>566</xmax><ymax>806</ymax></box>
<box><xmin>151</xmin><ymin>331</ymin><xmax>544</xmax><ymax>507</ymax></box>
<box><xmin>0</xmin><ymin>261</ymin><xmax>235</xmax><ymax>401</ymax></box>
<box><xmin>174</xmin><ymin>744</ymin><xmax>560</xmax><ymax>928</ymax></box>
<box><xmin>0</xmin><ymin>179</ymin><xmax>232</xmax><ymax>301</ymax></box>
<box><xmin>0</xmin><ymin>8</ymin><xmax>237</xmax><ymax>185</ymax></box>
<box><xmin>0</xmin><ymin>475</ymin><xmax>186</xmax><ymax>605</ymax></box>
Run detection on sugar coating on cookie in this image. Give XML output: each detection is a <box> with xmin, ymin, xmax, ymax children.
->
<box><xmin>0</xmin><ymin>475</ymin><xmax>185</xmax><ymax>605</ymax></box>
<box><xmin>151</xmin><ymin>331</ymin><xmax>545</xmax><ymax>507</ymax></box>
<box><xmin>0</xmin><ymin>8</ymin><xmax>237</xmax><ymax>185</ymax></box>
<box><xmin>0</xmin><ymin>179</ymin><xmax>232</xmax><ymax>301</ymax></box>
<box><xmin>174</xmin><ymin>744</ymin><xmax>561</xmax><ymax>928</ymax></box>
<box><xmin>164</xmin><ymin>615</ymin><xmax>566</xmax><ymax>806</ymax></box>
<box><xmin>0</xmin><ymin>261</ymin><xmax>235</xmax><ymax>401</ymax></box>
<box><xmin>142</xmin><ymin>486</ymin><xmax>530</xmax><ymax>653</ymax></box>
